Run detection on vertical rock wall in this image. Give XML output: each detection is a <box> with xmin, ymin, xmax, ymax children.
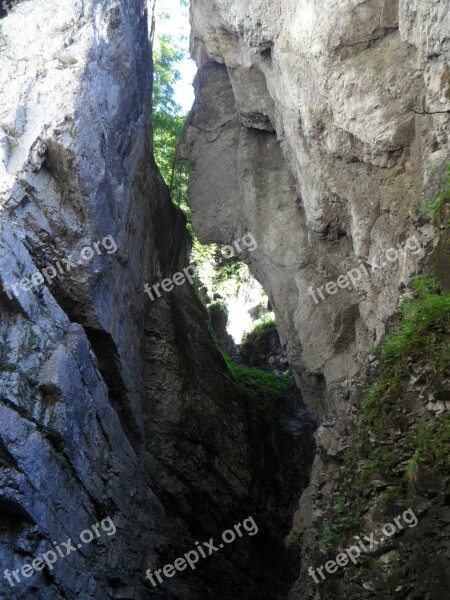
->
<box><xmin>184</xmin><ymin>0</ymin><xmax>450</xmax><ymax>413</ymax></box>
<box><xmin>0</xmin><ymin>1</ymin><xmax>313</xmax><ymax>598</ymax></box>
<box><xmin>183</xmin><ymin>1</ymin><xmax>450</xmax><ymax>598</ymax></box>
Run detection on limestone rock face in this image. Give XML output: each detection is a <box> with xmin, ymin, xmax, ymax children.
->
<box><xmin>183</xmin><ymin>1</ymin><xmax>450</xmax><ymax>599</ymax></box>
<box><xmin>0</xmin><ymin>1</ymin><xmax>313</xmax><ymax>598</ymax></box>
<box><xmin>183</xmin><ymin>0</ymin><xmax>450</xmax><ymax>414</ymax></box>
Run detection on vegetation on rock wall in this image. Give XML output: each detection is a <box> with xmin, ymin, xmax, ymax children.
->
<box><xmin>222</xmin><ymin>351</ymin><xmax>294</xmax><ymax>413</ymax></box>
<box><xmin>152</xmin><ymin>28</ymin><xmax>191</xmax><ymax>219</ymax></box>
<box><xmin>152</xmin><ymin>25</ymin><xmax>261</xmax><ymax>316</ymax></box>
<box><xmin>320</xmin><ymin>275</ymin><xmax>450</xmax><ymax>552</ymax></box>
<box><xmin>241</xmin><ymin>316</ymin><xmax>277</xmax><ymax>348</ymax></box>
<box><xmin>424</xmin><ymin>163</ymin><xmax>450</xmax><ymax>225</ymax></box>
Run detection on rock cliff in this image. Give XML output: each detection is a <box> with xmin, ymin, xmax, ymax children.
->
<box><xmin>182</xmin><ymin>0</ymin><xmax>450</xmax><ymax>598</ymax></box>
<box><xmin>184</xmin><ymin>0</ymin><xmax>450</xmax><ymax>413</ymax></box>
<box><xmin>0</xmin><ymin>1</ymin><xmax>313</xmax><ymax>598</ymax></box>
<box><xmin>1</xmin><ymin>0</ymin><xmax>449</xmax><ymax>598</ymax></box>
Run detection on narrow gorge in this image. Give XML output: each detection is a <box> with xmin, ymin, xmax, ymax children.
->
<box><xmin>0</xmin><ymin>1</ymin><xmax>449</xmax><ymax>600</ymax></box>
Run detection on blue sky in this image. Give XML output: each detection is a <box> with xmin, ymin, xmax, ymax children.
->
<box><xmin>155</xmin><ymin>0</ymin><xmax>197</xmax><ymax>113</ymax></box>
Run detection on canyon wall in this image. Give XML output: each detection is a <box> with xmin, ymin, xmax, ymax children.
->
<box><xmin>183</xmin><ymin>0</ymin><xmax>450</xmax><ymax>598</ymax></box>
<box><xmin>0</xmin><ymin>1</ymin><xmax>312</xmax><ymax>598</ymax></box>
<box><xmin>184</xmin><ymin>0</ymin><xmax>450</xmax><ymax>414</ymax></box>
<box><xmin>1</xmin><ymin>0</ymin><xmax>448</xmax><ymax>597</ymax></box>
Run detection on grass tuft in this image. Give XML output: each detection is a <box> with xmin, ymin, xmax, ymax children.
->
<box><xmin>424</xmin><ymin>163</ymin><xmax>450</xmax><ymax>225</ymax></box>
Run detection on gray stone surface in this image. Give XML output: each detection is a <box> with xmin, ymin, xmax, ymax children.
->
<box><xmin>183</xmin><ymin>1</ymin><xmax>450</xmax><ymax>599</ymax></box>
<box><xmin>0</xmin><ymin>1</ymin><xmax>314</xmax><ymax>598</ymax></box>
<box><xmin>183</xmin><ymin>0</ymin><xmax>450</xmax><ymax>414</ymax></box>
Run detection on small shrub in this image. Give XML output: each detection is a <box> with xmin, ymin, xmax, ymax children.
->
<box><xmin>244</xmin><ymin>317</ymin><xmax>277</xmax><ymax>343</ymax></box>
<box><xmin>424</xmin><ymin>163</ymin><xmax>450</xmax><ymax>224</ymax></box>
<box><xmin>319</xmin><ymin>493</ymin><xmax>361</xmax><ymax>551</ymax></box>
<box><xmin>380</xmin><ymin>275</ymin><xmax>450</xmax><ymax>370</ymax></box>
<box><xmin>382</xmin><ymin>486</ymin><xmax>403</xmax><ymax>507</ymax></box>
<box><xmin>222</xmin><ymin>352</ymin><xmax>293</xmax><ymax>411</ymax></box>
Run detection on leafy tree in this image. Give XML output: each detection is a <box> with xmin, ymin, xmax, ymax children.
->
<box><xmin>153</xmin><ymin>34</ymin><xmax>183</xmax><ymax>116</ymax></box>
<box><xmin>151</xmin><ymin>16</ymin><xmax>260</xmax><ymax>314</ymax></box>
<box><xmin>152</xmin><ymin>33</ymin><xmax>191</xmax><ymax>217</ymax></box>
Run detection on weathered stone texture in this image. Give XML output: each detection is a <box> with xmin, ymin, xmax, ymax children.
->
<box><xmin>0</xmin><ymin>1</ymin><xmax>313</xmax><ymax>598</ymax></box>
<box><xmin>183</xmin><ymin>1</ymin><xmax>450</xmax><ymax>599</ymax></box>
<box><xmin>184</xmin><ymin>0</ymin><xmax>450</xmax><ymax>414</ymax></box>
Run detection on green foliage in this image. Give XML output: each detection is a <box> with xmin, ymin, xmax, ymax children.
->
<box><xmin>411</xmin><ymin>274</ymin><xmax>441</xmax><ymax>296</ymax></box>
<box><xmin>240</xmin><ymin>316</ymin><xmax>277</xmax><ymax>355</ymax></box>
<box><xmin>222</xmin><ymin>352</ymin><xmax>293</xmax><ymax>411</ymax></box>
<box><xmin>405</xmin><ymin>416</ymin><xmax>450</xmax><ymax>484</ymax></box>
<box><xmin>381</xmin><ymin>486</ymin><xmax>403</xmax><ymax>507</ymax></box>
<box><xmin>319</xmin><ymin>493</ymin><xmax>361</xmax><ymax>551</ymax></box>
<box><xmin>193</xmin><ymin>243</ymin><xmax>259</xmax><ymax>308</ymax></box>
<box><xmin>208</xmin><ymin>300</ymin><xmax>228</xmax><ymax>319</ymax></box>
<box><xmin>153</xmin><ymin>34</ymin><xmax>184</xmax><ymax>116</ymax></box>
<box><xmin>151</xmin><ymin>6</ymin><xmax>270</xmax><ymax>319</ymax></box>
<box><xmin>424</xmin><ymin>163</ymin><xmax>450</xmax><ymax>224</ymax></box>
<box><xmin>380</xmin><ymin>275</ymin><xmax>450</xmax><ymax>370</ymax></box>
<box><xmin>211</xmin><ymin>251</ymin><xmax>254</xmax><ymax>296</ymax></box>
<box><xmin>245</xmin><ymin>316</ymin><xmax>277</xmax><ymax>342</ymax></box>
<box><xmin>320</xmin><ymin>275</ymin><xmax>450</xmax><ymax>552</ymax></box>
<box><xmin>152</xmin><ymin>33</ymin><xmax>191</xmax><ymax>219</ymax></box>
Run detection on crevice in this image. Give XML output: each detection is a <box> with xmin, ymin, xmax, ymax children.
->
<box><xmin>411</xmin><ymin>109</ymin><xmax>450</xmax><ymax>115</ymax></box>
<box><xmin>187</xmin><ymin>117</ymin><xmax>238</xmax><ymax>135</ymax></box>
<box><xmin>83</xmin><ymin>326</ymin><xmax>143</xmax><ymax>452</ymax></box>
<box><xmin>336</xmin><ymin>26</ymin><xmax>399</xmax><ymax>53</ymax></box>
<box><xmin>260</xmin><ymin>44</ymin><xmax>273</xmax><ymax>61</ymax></box>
